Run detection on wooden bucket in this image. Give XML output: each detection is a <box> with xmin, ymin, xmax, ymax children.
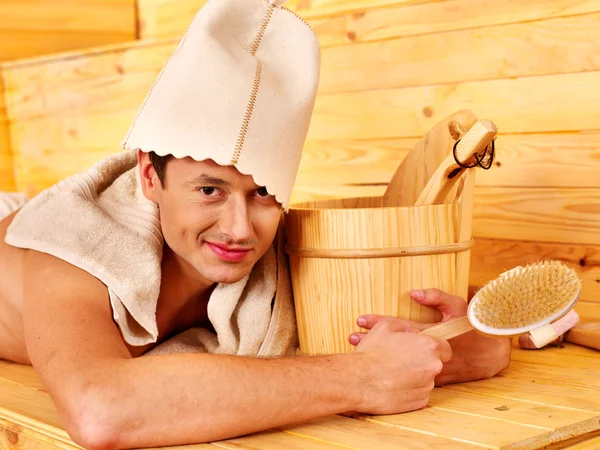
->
<box><xmin>285</xmin><ymin>172</ymin><xmax>475</xmax><ymax>355</ymax></box>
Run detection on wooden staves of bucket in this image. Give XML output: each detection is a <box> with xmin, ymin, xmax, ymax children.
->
<box><xmin>285</xmin><ymin>118</ymin><xmax>498</xmax><ymax>355</ymax></box>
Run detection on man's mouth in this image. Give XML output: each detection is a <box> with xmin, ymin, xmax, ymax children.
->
<box><xmin>206</xmin><ymin>242</ymin><xmax>251</xmax><ymax>263</ymax></box>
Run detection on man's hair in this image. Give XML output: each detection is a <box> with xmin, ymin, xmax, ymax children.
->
<box><xmin>149</xmin><ymin>151</ymin><xmax>173</xmax><ymax>187</ymax></box>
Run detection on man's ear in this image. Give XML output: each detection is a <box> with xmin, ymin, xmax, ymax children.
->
<box><xmin>137</xmin><ymin>150</ymin><xmax>162</xmax><ymax>202</ymax></box>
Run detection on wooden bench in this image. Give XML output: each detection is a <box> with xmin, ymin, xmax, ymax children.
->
<box><xmin>1</xmin><ymin>342</ymin><xmax>599</xmax><ymax>449</ymax></box>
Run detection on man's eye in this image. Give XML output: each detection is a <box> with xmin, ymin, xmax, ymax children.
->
<box><xmin>200</xmin><ymin>187</ymin><xmax>216</xmax><ymax>195</ymax></box>
<box><xmin>257</xmin><ymin>187</ymin><xmax>269</xmax><ymax>197</ymax></box>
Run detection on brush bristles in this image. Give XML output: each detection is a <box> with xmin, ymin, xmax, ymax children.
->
<box><xmin>472</xmin><ymin>261</ymin><xmax>581</xmax><ymax>329</ymax></box>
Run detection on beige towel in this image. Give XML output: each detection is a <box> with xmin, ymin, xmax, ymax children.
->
<box><xmin>3</xmin><ymin>150</ymin><xmax>298</xmax><ymax>357</ymax></box>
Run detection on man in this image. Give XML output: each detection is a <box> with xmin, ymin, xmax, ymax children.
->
<box><xmin>0</xmin><ymin>0</ymin><xmax>511</xmax><ymax>448</ymax></box>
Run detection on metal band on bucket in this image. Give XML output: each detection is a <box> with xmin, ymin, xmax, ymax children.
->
<box><xmin>284</xmin><ymin>239</ymin><xmax>475</xmax><ymax>259</ymax></box>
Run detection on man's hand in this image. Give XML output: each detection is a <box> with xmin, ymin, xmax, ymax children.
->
<box><xmin>349</xmin><ymin>288</ymin><xmax>511</xmax><ymax>387</ymax></box>
<box><xmin>351</xmin><ymin>319</ymin><xmax>452</xmax><ymax>415</ymax></box>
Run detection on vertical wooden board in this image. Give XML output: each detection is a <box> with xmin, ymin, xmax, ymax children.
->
<box><xmin>3</xmin><ymin>40</ymin><xmax>178</xmax><ymax>196</ymax></box>
<box><xmin>0</xmin><ymin>0</ymin><xmax>137</xmax><ymax>62</ymax></box>
<box><xmin>0</xmin><ymin>70</ymin><xmax>15</xmax><ymax>192</ymax></box>
<box><xmin>319</xmin><ymin>13</ymin><xmax>600</xmax><ymax>93</ymax></box>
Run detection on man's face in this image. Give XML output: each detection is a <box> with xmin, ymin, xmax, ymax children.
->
<box><xmin>140</xmin><ymin>153</ymin><xmax>282</xmax><ymax>285</ymax></box>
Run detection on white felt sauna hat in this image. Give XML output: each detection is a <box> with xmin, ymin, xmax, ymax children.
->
<box><xmin>121</xmin><ymin>0</ymin><xmax>321</xmax><ymax>209</ymax></box>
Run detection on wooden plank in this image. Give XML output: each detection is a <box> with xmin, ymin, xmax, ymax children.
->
<box><xmin>349</xmin><ymin>406</ymin><xmax>591</xmax><ymax>450</ymax></box>
<box><xmin>0</xmin><ymin>70</ymin><xmax>15</xmax><ymax>192</ymax></box>
<box><xmin>442</xmin><ymin>381</ymin><xmax>600</xmax><ymax>417</ymax></box>
<box><xmin>429</xmin><ymin>388</ymin><xmax>600</xmax><ymax>432</ymax></box>
<box><xmin>557</xmin><ymin>431</ymin><xmax>600</xmax><ymax>449</ymax></box>
<box><xmin>2</xmin><ymin>40</ymin><xmax>178</xmax><ymax>196</ymax></box>
<box><xmin>137</xmin><ymin>0</ymin><xmax>208</xmax><ymax>40</ymax></box>
<box><xmin>469</xmin><ymin>238</ymin><xmax>600</xmax><ymax>304</ymax></box>
<box><xmin>291</xmin><ymin>185</ymin><xmax>600</xmax><ymax>245</ymax></box>
<box><xmin>319</xmin><ymin>13</ymin><xmax>600</xmax><ymax>93</ymax></box>
<box><xmin>574</xmin><ymin>301</ymin><xmax>600</xmax><ymax>323</ymax></box>
<box><xmin>278</xmin><ymin>414</ymin><xmax>482</xmax><ymax>449</ymax></box>
<box><xmin>297</xmin><ymin>133</ymin><xmax>600</xmax><ymax>188</ymax></box>
<box><xmin>0</xmin><ymin>361</ymin><xmax>45</xmax><ymax>391</ymax></box>
<box><xmin>471</xmin><ymin>187</ymin><xmax>600</xmax><ymax>246</ymax></box>
<box><xmin>307</xmin><ymin>71</ymin><xmax>600</xmax><ymax>141</ymax></box>
<box><xmin>509</xmin><ymin>343</ymin><xmax>600</xmax><ymax>369</ymax></box>
<box><xmin>308</xmin><ymin>0</ymin><xmax>600</xmax><ymax>47</ymax></box>
<box><xmin>212</xmin><ymin>429</ymin><xmax>343</xmax><ymax>449</ymax></box>
<box><xmin>138</xmin><ymin>0</ymin><xmax>600</xmax><ymax>41</ymax></box>
<box><xmin>0</xmin><ymin>418</ymin><xmax>79</xmax><ymax>450</ymax></box>
<box><xmin>0</xmin><ymin>0</ymin><xmax>136</xmax><ymax>62</ymax></box>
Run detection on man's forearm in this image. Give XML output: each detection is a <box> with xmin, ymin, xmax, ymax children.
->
<box><xmin>73</xmin><ymin>352</ymin><xmax>362</xmax><ymax>449</ymax></box>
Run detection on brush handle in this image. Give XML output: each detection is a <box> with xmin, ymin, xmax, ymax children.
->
<box><xmin>420</xmin><ymin>316</ymin><xmax>474</xmax><ymax>340</ymax></box>
<box><xmin>414</xmin><ymin>120</ymin><xmax>497</xmax><ymax>206</ymax></box>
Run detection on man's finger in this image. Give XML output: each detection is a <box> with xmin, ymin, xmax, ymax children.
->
<box><xmin>435</xmin><ymin>337</ymin><xmax>453</xmax><ymax>364</ymax></box>
<box><xmin>410</xmin><ymin>288</ymin><xmax>467</xmax><ymax>319</ymax></box>
<box><xmin>349</xmin><ymin>332</ymin><xmax>366</xmax><ymax>346</ymax></box>
<box><xmin>357</xmin><ymin>315</ymin><xmax>430</xmax><ymax>332</ymax></box>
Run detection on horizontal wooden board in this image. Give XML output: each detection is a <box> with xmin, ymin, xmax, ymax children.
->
<box><xmin>319</xmin><ymin>13</ymin><xmax>600</xmax><ymax>93</ymax></box>
<box><xmin>574</xmin><ymin>301</ymin><xmax>600</xmax><ymax>323</ymax></box>
<box><xmin>290</xmin><ymin>183</ymin><xmax>600</xmax><ymax>242</ymax></box>
<box><xmin>307</xmin><ymin>71</ymin><xmax>600</xmax><ymax>141</ymax></box>
<box><xmin>137</xmin><ymin>0</ymin><xmax>207</xmax><ymax>40</ymax></box>
<box><xmin>2</xmin><ymin>40</ymin><xmax>178</xmax><ymax>196</ymax></box>
<box><xmin>137</xmin><ymin>0</ymin><xmax>600</xmax><ymax>41</ymax></box>
<box><xmin>297</xmin><ymin>133</ymin><xmax>600</xmax><ymax>188</ymax></box>
<box><xmin>469</xmin><ymin>238</ymin><xmax>600</xmax><ymax>303</ymax></box>
<box><xmin>472</xmin><ymin>187</ymin><xmax>600</xmax><ymax>246</ymax></box>
<box><xmin>0</xmin><ymin>0</ymin><xmax>136</xmax><ymax>62</ymax></box>
<box><xmin>10</xmin><ymin>129</ymin><xmax>600</xmax><ymax>197</ymax></box>
<box><xmin>309</xmin><ymin>0</ymin><xmax>600</xmax><ymax>46</ymax></box>
<box><xmin>278</xmin><ymin>415</ymin><xmax>482</xmax><ymax>449</ymax></box>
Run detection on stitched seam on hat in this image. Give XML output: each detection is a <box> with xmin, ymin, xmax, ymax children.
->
<box><xmin>231</xmin><ymin>61</ymin><xmax>262</xmax><ymax>165</ymax></box>
<box><xmin>231</xmin><ymin>5</ymin><xmax>274</xmax><ymax>164</ymax></box>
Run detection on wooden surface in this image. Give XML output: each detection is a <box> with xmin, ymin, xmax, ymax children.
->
<box><xmin>0</xmin><ymin>0</ymin><xmax>136</xmax><ymax>62</ymax></box>
<box><xmin>0</xmin><ymin>72</ymin><xmax>15</xmax><ymax>192</ymax></box>
<box><xmin>285</xmin><ymin>196</ymin><xmax>469</xmax><ymax>353</ymax></box>
<box><xmin>1</xmin><ymin>343</ymin><xmax>599</xmax><ymax>449</ymax></box>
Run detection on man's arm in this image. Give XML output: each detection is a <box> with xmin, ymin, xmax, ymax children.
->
<box><xmin>23</xmin><ymin>251</ymin><xmax>451</xmax><ymax>450</ymax></box>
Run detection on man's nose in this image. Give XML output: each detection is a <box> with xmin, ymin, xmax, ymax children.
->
<box><xmin>220</xmin><ymin>196</ymin><xmax>253</xmax><ymax>242</ymax></box>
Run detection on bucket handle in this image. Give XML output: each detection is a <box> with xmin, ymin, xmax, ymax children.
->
<box><xmin>285</xmin><ymin>239</ymin><xmax>474</xmax><ymax>259</ymax></box>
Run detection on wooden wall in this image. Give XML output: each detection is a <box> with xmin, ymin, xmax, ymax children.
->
<box><xmin>0</xmin><ymin>0</ymin><xmax>137</xmax><ymax>62</ymax></box>
<box><xmin>1</xmin><ymin>0</ymin><xmax>599</xmax><ymax>321</ymax></box>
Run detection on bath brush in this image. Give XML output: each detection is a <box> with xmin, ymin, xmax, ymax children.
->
<box><xmin>422</xmin><ymin>261</ymin><xmax>582</xmax><ymax>348</ymax></box>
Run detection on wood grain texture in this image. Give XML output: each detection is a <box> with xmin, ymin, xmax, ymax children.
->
<box><xmin>0</xmin><ymin>72</ymin><xmax>15</xmax><ymax>192</ymax></box>
<box><xmin>471</xmin><ymin>187</ymin><xmax>600</xmax><ymax>246</ymax></box>
<box><xmin>138</xmin><ymin>0</ymin><xmax>600</xmax><ymax>41</ymax></box>
<box><xmin>285</xmin><ymin>197</ymin><xmax>469</xmax><ymax>353</ymax></box>
<box><xmin>137</xmin><ymin>0</ymin><xmax>207</xmax><ymax>39</ymax></box>
<box><xmin>277</xmin><ymin>415</ymin><xmax>483</xmax><ymax>449</ymax></box>
<box><xmin>308</xmin><ymin>0</ymin><xmax>600</xmax><ymax>46</ymax></box>
<box><xmin>297</xmin><ymin>133</ymin><xmax>600</xmax><ymax>188</ymax></box>
<box><xmin>318</xmin><ymin>13</ymin><xmax>600</xmax><ymax>93</ymax></box>
<box><xmin>2</xmin><ymin>343</ymin><xmax>600</xmax><ymax>449</ymax></box>
<box><xmin>0</xmin><ymin>0</ymin><xmax>136</xmax><ymax>62</ymax></box>
<box><xmin>307</xmin><ymin>71</ymin><xmax>600</xmax><ymax>141</ymax></box>
<box><xmin>2</xmin><ymin>40</ymin><xmax>178</xmax><ymax>196</ymax></box>
<box><xmin>469</xmin><ymin>238</ymin><xmax>600</xmax><ymax>304</ymax></box>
